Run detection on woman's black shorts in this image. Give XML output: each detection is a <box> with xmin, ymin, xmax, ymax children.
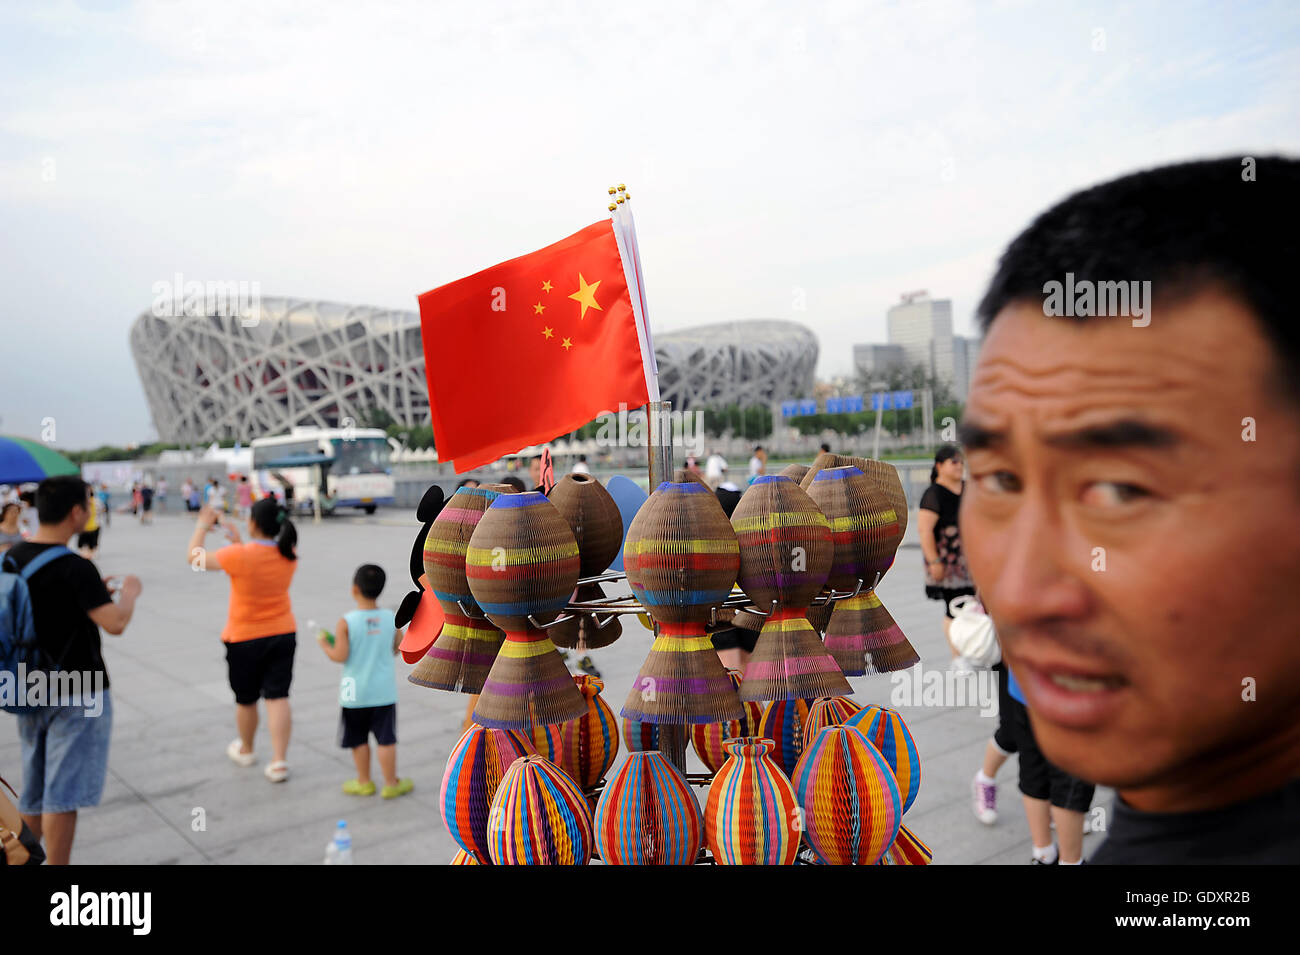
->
<box><xmin>225</xmin><ymin>632</ymin><xmax>296</xmax><ymax>704</ymax></box>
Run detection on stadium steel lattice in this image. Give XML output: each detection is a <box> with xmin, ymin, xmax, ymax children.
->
<box><xmin>130</xmin><ymin>300</ymin><xmax>818</xmax><ymax>443</ymax></box>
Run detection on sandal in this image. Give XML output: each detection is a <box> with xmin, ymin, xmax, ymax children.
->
<box><xmin>381</xmin><ymin>778</ymin><xmax>414</xmax><ymax>799</ymax></box>
<box><xmin>264</xmin><ymin>760</ymin><xmax>290</xmax><ymax>783</ymax></box>
<box><xmin>226</xmin><ymin>739</ymin><xmax>256</xmax><ymax>768</ymax></box>
<box><xmin>343</xmin><ymin>779</ymin><xmax>376</xmax><ymax>796</ymax></box>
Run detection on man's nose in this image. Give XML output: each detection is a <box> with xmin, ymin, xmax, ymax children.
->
<box><xmin>979</xmin><ymin>490</ymin><xmax>1091</xmax><ymax>629</ymax></box>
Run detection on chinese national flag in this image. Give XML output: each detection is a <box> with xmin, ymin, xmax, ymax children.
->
<box><xmin>418</xmin><ymin>220</ymin><xmax>650</xmax><ymax>473</ymax></box>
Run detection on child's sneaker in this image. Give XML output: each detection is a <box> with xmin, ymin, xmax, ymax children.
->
<box><xmin>972</xmin><ymin>771</ymin><xmax>998</xmax><ymax>825</ymax></box>
<box><xmin>382</xmin><ymin>778</ymin><xmax>414</xmax><ymax>799</ymax></box>
<box><xmin>343</xmin><ymin>779</ymin><xmax>376</xmax><ymax>796</ymax></box>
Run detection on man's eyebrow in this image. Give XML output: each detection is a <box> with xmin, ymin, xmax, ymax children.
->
<box><xmin>1041</xmin><ymin>420</ymin><xmax>1181</xmax><ymax>450</ymax></box>
<box><xmin>957</xmin><ymin>421</ymin><xmax>1004</xmax><ymax>450</ymax></box>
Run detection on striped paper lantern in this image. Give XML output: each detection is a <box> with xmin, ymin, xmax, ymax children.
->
<box><xmin>757</xmin><ymin>698</ymin><xmax>812</xmax><ymax>779</ymax></box>
<box><xmin>530</xmin><ymin>674</ymin><xmax>620</xmax><ymax>791</ymax></box>
<box><xmin>487</xmin><ymin>754</ymin><xmax>594</xmax><ymax>866</ymax></box>
<box><xmin>691</xmin><ymin>669</ymin><xmax>764</xmax><ymax>774</ymax></box>
<box><xmin>548</xmin><ymin>474</ymin><xmax>624</xmax><ymax>650</ymax></box>
<box><xmin>793</xmin><ymin>725</ymin><xmax>902</xmax><ymax>866</ymax></box>
<box><xmin>439</xmin><ymin>724</ymin><xmax>536</xmax><ymax>864</ymax></box>
<box><xmin>878</xmin><ymin>824</ymin><xmax>932</xmax><ymax>865</ymax></box>
<box><xmin>467</xmin><ymin>492</ymin><xmax>586</xmax><ymax>729</ymax></box>
<box><xmin>450</xmin><ymin>849</ymin><xmax>478</xmax><ymax>865</ymax></box>
<box><xmin>594</xmin><ymin>751</ymin><xmax>703</xmax><ymax>865</ymax></box>
<box><xmin>621</xmin><ymin>482</ymin><xmax>743</xmax><ymax>726</ymax></box>
<box><xmin>801</xmin><ymin>696</ymin><xmax>864</xmax><ymax>749</ymax></box>
<box><xmin>622</xmin><ymin>717</ymin><xmax>660</xmax><ymax>753</ymax></box>
<box><xmin>704</xmin><ymin>737</ymin><xmax>800</xmax><ymax>865</ymax></box>
<box><xmin>844</xmin><ymin>703</ymin><xmax>921</xmax><ymax>813</ymax></box>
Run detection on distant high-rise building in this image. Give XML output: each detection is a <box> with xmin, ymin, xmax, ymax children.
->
<box><xmin>887</xmin><ymin>291</ymin><xmax>954</xmax><ymax>388</ymax></box>
<box><xmin>952</xmin><ymin>335</ymin><xmax>982</xmax><ymax>402</ymax></box>
<box><xmin>852</xmin><ymin>343</ymin><xmax>906</xmax><ymax>383</ymax></box>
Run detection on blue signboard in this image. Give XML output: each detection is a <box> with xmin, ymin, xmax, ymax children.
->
<box><xmin>826</xmin><ymin>397</ymin><xmax>842</xmax><ymax>414</ymax></box>
<box><xmin>843</xmin><ymin>395</ymin><xmax>864</xmax><ymax>414</ymax></box>
<box><xmin>799</xmin><ymin>399</ymin><xmax>817</xmax><ymax>416</ymax></box>
<box><xmin>893</xmin><ymin>390</ymin><xmax>914</xmax><ymax>410</ymax></box>
<box><xmin>781</xmin><ymin>401</ymin><xmax>798</xmax><ymax>418</ymax></box>
<box><xmin>872</xmin><ymin>390</ymin><xmax>913</xmax><ymax>411</ymax></box>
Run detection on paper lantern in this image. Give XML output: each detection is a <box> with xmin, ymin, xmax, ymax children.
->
<box><xmin>410</xmin><ymin>483</ymin><xmax>513</xmax><ymax>693</ymax></box>
<box><xmin>439</xmin><ymin>723</ymin><xmax>535</xmax><ymax>864</ymax></box>
<box><xmin>802</xmin><ymin>696</ymin><xmax>864</xmax><ymax>749</ymax></box>
<box><xmin>530</xmin><ymin>674</ymin><xmax>619</xmax><ymax>791</ymax></box>
<box><xmin>622</xmin><ymin>717</ymin><xmax>660</xmax><ymax>753</ymax></box>
<box><xmin>844</xmin><ymin>703</ymin><xmax>921</xmax><ymax>813</ymax></box>
<box><xmin>704</xmin><ymin>737</ymin><xmax>800</xmax><ymax>865</ymax></box>
<box><xmin>731</xmin><ymin>475</ymin><xmax>850</xmax><ymax>703</ymax></box>
<box><xmin>807</xmin><ymin>466</ymin><xmax>917</xmax><ymax>675</ymax></box>
<box><xmin>621</xmin><ymin>482</ymin><xmax>743</xmax><ymax>725</ymax></box>
<box><xmin>690</xmin><ymin>669</ymin><xmax>764</xmax><ymax>774</ymax></box>
<box><xmin>779</xmin><ymin>463</ymin><xmax>810</xmax><ymax>484</ymax></box>
<box><xmin>548</xmin><ymin>474</ymin><xmax>624</xmax><ymax>650</ymax></box>
<box><xmin>449</xmin><ymin>849</ymin><xmax>477</xmax><ymax>865</ymax></box>
<box><xmin>487</xmin><ymin>754</ymin><xmax>594</xmax><ymax>865</ymax></box>
<box><xmin>793</xmin><ymin>725</ymin><xmax>902</xmax><ymax>866</ymax></box>
<box><xmin>878</xmin><ymin>825</ymin><xmax>932</xmax><ymax>865</ymax></box>
<box><xmin>594</xmin><ymin>751</ymin><xmax>702</xmax><ymax>865</ymax></box>
<box><xmin>756</xmin><ymin>698</ymin><xmax>812</xmax><ymax>778</ymax></box>
<box><xmin>467</xmin><ymin>492</ymin><xmax>586</xmax><ymax>729</ymax></box>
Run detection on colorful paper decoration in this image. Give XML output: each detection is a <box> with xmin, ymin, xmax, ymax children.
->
<box><xmin>690</xmin><ymin>668</ymin><xmax>764</xmax><ymax>774</ymax></box>
<box><xmin>487</xmin><ymin>754</ymin><xmax>594</xmax><ymax>865</ymax></box>
<box><xmin>730</xmin><ymin>475</ymin><xmax>851</xmax><ymax>702</ymax></box>
<box><xmin>792</xmin><ymin>725</ymin><xmax>902</xmax><ymax>866</ymax></box>
<box><xmin>467</xmin><ymin>491</ymin><xmax>587</xmax><ymax>728</ymax></box>
<box><xmin>844</xmin><ymin>703</ymin><xmax>921</xmax><ymax>813</ymax></box>
<box><xmin>756</xmin><ymin>698</ymin><xmax>812</xmax><ymax>779</ymax></box>
<box><xmin>878</xmin><ymin>825</ymin><xmax>932</xmax><ymax>865</ymax></box>
<box><xmin>450</xmin><ymin>848</ymin><xmax>477</xmax><ymax>865</ymax></box>
<box><xmin>439</xmin><ymin>724</ymin><xmax>535</xmax><ymax>865</ymax></box>
<box><xmin>622</xmin><ymin>716</ymin><xmax>660</xmax><ymax>753</ymax></box>
<box><xmin>802</xmin><ymin>696</ymin><xmax>864</xmax><ymax>749</ymax></box>
<box><xmin>548</xmin><ymin>473</ymin><xmax>624</xmax><ymax>650</ymax></box>
<box><xmin>529</xmin><ymin>674</ymin><xmax>619</xmax><ymax>792</ymax></box>
<box><xmin>410</xmin><ymin>483</ymin><xmax>511</xmax><ymax>692</ymax></box>
<box><xmin>621</xmin><ymin>481</ymin><xmax>743</xmax><ymax>725</ymax></box>
<box><xmin>704</xmin><ymin>737</ymin><xmax>800</xmax><ymax>866</ymax></box>
<box><xmin>807</xmin><ymin>466</ymin><xmax>918</xmax><ymax>675</ymax></box>
<box><xmin>594</xmin><ymin>751</ymin><xmax>702</xmax><ymax>865</ymax></box>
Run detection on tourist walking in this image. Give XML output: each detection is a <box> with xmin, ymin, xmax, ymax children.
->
<box><xmin>918</xmin><ymin>444</ymin><xmax>975</xmax><ymax>657</ymax></box>
<box><xmin>0</xmin><ymin>502</ymin><xmax>23</xmax><ymax>554</ymax></box>
<box><xmin>188</xmin><ymin>498</ymin><xmax>298</xmax><ymax>783</ymax></box>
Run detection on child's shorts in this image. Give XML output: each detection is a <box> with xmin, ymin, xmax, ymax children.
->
<box><xmin>338</xmin><ymin>703</ymin><xmax>397</xmax><ymax>749</ymax></box>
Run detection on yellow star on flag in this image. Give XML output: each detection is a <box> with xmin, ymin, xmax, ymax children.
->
<box><xmin>568</xmin><ymin>273</ymin><xmax>603</xmax><ymax>320</ymax></box>
<box><xmin>541</xmin><ymin>280</ymin><xmax>553</xmax><ymax>293</ymax></box>
<box><xmin>542</xmin><ymin>326</ymin><xmax>554</xmax><ymax>339</ymax></box>
<box><xmin>533</xmin><ymin>302</ymin><xmax>546</xmax><ymax>315</ymax></box>
<box><xmin>561</xmin><ymin>337</ymin><xmax>573</xmax><ymax>351</ymax></box>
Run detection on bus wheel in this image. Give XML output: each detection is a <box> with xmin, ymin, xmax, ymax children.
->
<box><xmin>364</xmin><ymin>505</ymin><xmax>377</xmax><ymax>515</ymax></box>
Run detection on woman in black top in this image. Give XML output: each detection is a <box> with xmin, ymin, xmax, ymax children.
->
<box><xmin>918</xmin><ymin>444</ymin><xmax>975</xmax><ymax>656</ymax></box>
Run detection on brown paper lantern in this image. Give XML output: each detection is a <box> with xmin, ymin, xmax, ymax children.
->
<box><xmin>547</xmin><ymin>474</ymin><xmax>624</xmax><ymax>650</ymax></box>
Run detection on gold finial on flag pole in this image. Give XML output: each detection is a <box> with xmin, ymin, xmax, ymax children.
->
<box><xmin>608</xmin><ymin>186</ymin><xmax>617</xmax><ymax>195</ymax></box>
<box><xmin>617</xmin><ymin>183</ymin><xmax>626</xmax><ymax>192</ymax></box>
<box><xmin>615</xmin><ymin>197</ymin><xmax>625</xmax><ymax>204</ymax></box>
<box><xmin>608</xmin><ymin>203</ymin><xmax>617</xmax><ymax>211</ymax></box>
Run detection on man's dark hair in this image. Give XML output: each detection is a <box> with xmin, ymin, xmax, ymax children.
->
<box><xmin>354</xmin><ymin>563</ymin><xmax>386</xmax><ymax>599</ymax></box>
<box><xmin>500</xmin><ymin>476</ymin><xmax>526</xmax><ymax>492</ymax></box>
<box><xmin>977</xmin><ymin>156</ymin><xmax>1299</xmax><ymax>400</ymax></box>
<box><xmin>819</xmin><ymin>443</ymin><xmax>831</xmax><ymax>453</ymax></box>
<box><xmin>35</xmin><ymin>476</ymin><xmax>91</xmax><ymax>525</ymax></box>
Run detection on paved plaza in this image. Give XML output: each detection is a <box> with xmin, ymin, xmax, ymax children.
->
<box><xmin>1</xmin><ymin>504</ymin><xmax>1111</xmax><ymax>864</ymax></box>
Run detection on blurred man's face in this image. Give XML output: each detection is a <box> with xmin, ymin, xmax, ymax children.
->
<box><xmin>961</xmin><ymin>293</ymin><xmax>1300</xmax><ymax>806</ymax></box>
<box><xmin>529</xmin><ymin>459</ymin><xmax>541</xmax><ymax>486</ymax></box>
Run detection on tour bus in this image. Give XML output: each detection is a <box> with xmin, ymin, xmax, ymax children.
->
<box><xmin>249</xmin><ymin>427</ymin><xmax>395</xmax><ymax>515</ymax></box>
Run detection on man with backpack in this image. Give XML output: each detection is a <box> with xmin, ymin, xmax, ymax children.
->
<box><xmin>1</xmin><ymin>476</ymin><xmax>141</xmax><ymax>864</ymax></box>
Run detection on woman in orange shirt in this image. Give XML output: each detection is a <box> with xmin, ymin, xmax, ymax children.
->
<box><xmin>189</xmin><ymin>497</ymin><xmax>298</xmax><ymax>783</ymax></box>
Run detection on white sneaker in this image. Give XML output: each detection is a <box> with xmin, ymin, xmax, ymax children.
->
<box><xmin>226</xmin><ymin>739</ymin><xmax>256</xmax><ymax>767</ymax></box>
<box><xmin>972</xmin><ymin>772</ymin><xmax>998</xmax><ymax>825</ymax></box>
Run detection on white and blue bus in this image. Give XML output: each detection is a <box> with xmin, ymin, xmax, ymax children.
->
<box><xmin>250</xmin><ymin>427</ymin><xmax>395</xmax><ymax>515</ymax></box>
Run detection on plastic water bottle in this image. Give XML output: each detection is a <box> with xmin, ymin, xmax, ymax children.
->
<box><xmin>324</xmin><ymin>820</ymin><xmax>353</xmax><ymax>864</ymax></box>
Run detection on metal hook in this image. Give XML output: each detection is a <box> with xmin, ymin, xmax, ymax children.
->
<box><xmin>594</xmin><ymin>613</ymin><xmax>617</xmax><ymax>630</ymax></box>
<box><xmin>528</xmin><ymin>612</ymin><xmax>575</xmax><ymax>630</ymax></box>
<box><xmin>455</xmin><ymin>599</ymin><xmax>485</xmax><ymax>620</ymax></box>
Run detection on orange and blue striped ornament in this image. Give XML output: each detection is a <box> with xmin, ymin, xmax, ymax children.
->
<box><xmin>757</xmin><ymin>698</ymin><xmax>812</xmax><ymax>778</ymax></box>
<box><xmin>704</xmin><ymin>737</ymin><xmax>800</xmax><ymax>865</ymax></box>
<box><xmin>793</xmin><ymin>725</ymin><xmax>902</xmax><ymax>865</ymax></box>
<box><xmin>439</xmin><ymin>723</ymin><xmax>535</xmax><ymax>864</ymax></box>
<box><xmin>530</xmin><ymin>674</ymin><xmax>619</xmax><ymax>791</ymax></box>
<box><xmin>487</xmin><ymin>754</ymin><xmax>594</xmax><ymax>865</ymax></box>
<box><xmin>691</xmin><ymin>669</ymin><xmax>763</xmax><ymax>774</ymax></box>
<box><xmin>450</xmin><ymin>848</ymin><xmax>478</xmax><ymax>865</ymax></box>
<box><xmin>845</xmin><ymin>703</ymin><xmax>921</xmax><ymax>813</ymax></box>
<box><xmin>801</xmin><ymin>696</ymin><xmax>864</xmax><ymax>749</ymax></box>
<box><xmin>877</xmin><ymin>824</ymin><xmax>932</xmax><ymax>865</ymax></box>
<box><xmin>622</xmin><ymin>716</ymin><xmax>660</xmax><ymax>753</ymax></box>
<box><xmin>594</xmin><ymin>751</ymin><xmax>702</xmax><ymax>865</ymax></box>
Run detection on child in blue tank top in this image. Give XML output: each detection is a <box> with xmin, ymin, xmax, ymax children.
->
<box><xmin>317</xmin><ymin>564</ymin><xmax>413</xmax><ymax>798</ymax></box>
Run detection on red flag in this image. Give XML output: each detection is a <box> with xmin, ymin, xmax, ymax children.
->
<box><xmin>418</xmin><ymin>220</ymin><xmax>650</xmax><ymax>473</ymax></box>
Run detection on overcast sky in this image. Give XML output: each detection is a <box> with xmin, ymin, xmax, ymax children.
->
<box><xmin>2</xmin><ymin>0</ymin><xmax>1297</xmax><ymax>449</ymax></box>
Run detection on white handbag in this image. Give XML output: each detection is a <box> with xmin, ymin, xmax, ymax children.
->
<box><xmin>948</xmin><ymin>594</ymin><xmax>1001</xmax><ymax>668</ymax></box>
